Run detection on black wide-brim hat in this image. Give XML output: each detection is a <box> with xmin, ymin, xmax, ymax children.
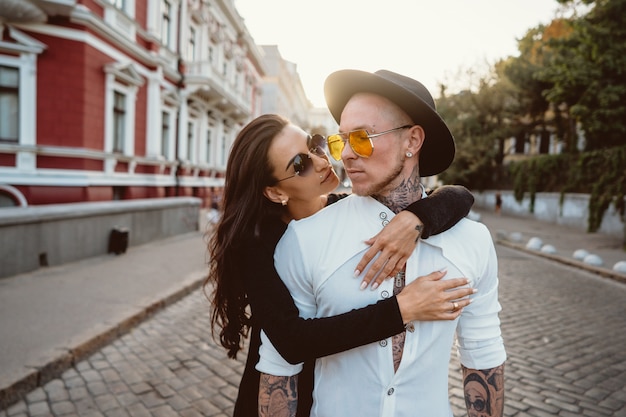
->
<box><xmin>324</xmin><ymin>69</ymin><xmax>455</xmax><ymax>177</ymax></box>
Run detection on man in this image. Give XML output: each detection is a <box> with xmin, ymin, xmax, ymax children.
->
<box><xmin>257</xmin><ymin>69</ymin><xmax>506</xmax><ymax>417</ymax></box>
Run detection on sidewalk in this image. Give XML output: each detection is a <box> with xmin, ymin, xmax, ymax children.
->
<box><xmin>1</xmin><ymin>209</ymin><xmax>625</xmax><ymax>410</ymax></box>
<box><xmin>0</xmin><ymin>229</ymin><xmax>211</xmax><ymax>409</ymax></box>
<box><xmin>475</xmin><ymin>208</ymin><xmax>626</xmax><ymax>283</ymax></box>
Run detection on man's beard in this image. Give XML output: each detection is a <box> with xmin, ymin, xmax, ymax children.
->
<box><xmin>350</xmin><ymin>157</ymin><xmax>404</xmax><ymax>197</ymax></box>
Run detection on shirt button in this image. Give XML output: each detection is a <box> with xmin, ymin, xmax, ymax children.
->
<box><xmin>381</xmin><ymin>290</ymin><xmax>390</xmax><ymax>299</ymax></box>
<box><xmin>387</xmin><ymin>388</ymin><xmax>394</xmax><ymax>395</ymax></box>
<box><xmin>379</xmin><ymin>340</ymin><xmax>387</xmax><ymax>347</ymax></box>
<box><xmin>382</xmin><ymin>219</ymin><xmax>389</xmax><ymax>226</ymax></box>
<box><xmin>379</xmin><ymin>212</ymin><xmax>388</xmax><ymax>220</ymax></box>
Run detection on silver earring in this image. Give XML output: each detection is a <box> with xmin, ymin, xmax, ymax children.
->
<box><xmin>281</xmin><ymin>199</ymin><xmax>287</xmax><ymax>206</ymax></box>
<box><xmin>406</xmin><ymin>152</ymin><xmax>413</xmax><ymax>158</ymax></box>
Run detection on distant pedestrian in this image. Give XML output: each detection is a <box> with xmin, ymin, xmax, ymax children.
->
<box><xmin>495</xmin><ymin>192</ymin><xmax>502</xmax><ymax>216</ymax></box>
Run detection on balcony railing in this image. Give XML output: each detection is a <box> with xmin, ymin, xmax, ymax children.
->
<box><xmin>185</xmin><ymin>60</ymin><xmax>252</xmax><ymax>115</ymax></box>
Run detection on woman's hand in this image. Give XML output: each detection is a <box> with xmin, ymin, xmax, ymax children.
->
<box><xmin>354</xmin><ymin>211</ymin><xmax>422</xmax><ymax>290</ymax></box>
<box><xmin>396</xmin><ymin>270</ymin><xmax>476</xmax><ymax>322</ymax></box>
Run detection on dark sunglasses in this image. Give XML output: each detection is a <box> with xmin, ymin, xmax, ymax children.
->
<box><xmin>308</xmin><ymin>133</ymin><xmax>327</xmax><ymax>157</ymax></box>
<box><xmin>465</xmin><ymin>397</ymin><xmax>486</xmax><ymax>412</ymax></box>
<box><xmin>326</xmin><ymin>125</ymin><xmax>413</xmax><ymax>161</ymax></box>
<box><xmin>275</xmin><ymin>134</ymin><xmax>327</xmax><ymax>182</ymax></box>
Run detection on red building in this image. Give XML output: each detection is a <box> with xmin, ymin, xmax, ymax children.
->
<box><xmin>0</xmin><ymin>0</ymin><xmax>265</xmax><ymax>207</ymax></box>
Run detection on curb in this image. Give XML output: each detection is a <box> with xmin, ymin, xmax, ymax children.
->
<box><xmin>496</xmin><ymin>239</ymin><xmax>626</xmax><ymax>284</ymax></box>
<box><xmin>0</xmin><ymin>270</ymin><xmax>208</xmax><ymax>411</ymax></box>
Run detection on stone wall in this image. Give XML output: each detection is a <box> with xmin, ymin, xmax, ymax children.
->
<box><xmin>0</xmin><ymin>197</ymin><xmax>201</xmax><ymax>278</ymax></box>
<box><xmin>473</xmin><ymin>191</ymin><xmax>624</xmax><ymax>240</ymax></box>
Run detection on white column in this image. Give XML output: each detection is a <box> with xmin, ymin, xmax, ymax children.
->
<box><xmin>177</xmin><ymin>94</ymin><xmax>189</xmax><ymax>161</ymax></box>
<box><xmin>198</xmin><ymin>111</ymin><xmax>208</xmax><ymax>165</ymax></box>
<box><xmin>145</xmin><ymin>69</ymin><xmax>163</xmax><ymax>157</ymax></box>
<box><xmin>104</xmin><ymin>73</ymin><xmax>116</xmax><ymax>174</ymax></box>
<box><xmin>16</xmin><ymin>52</ymin><xmax>37</xmax><ymax>172</ymax></box>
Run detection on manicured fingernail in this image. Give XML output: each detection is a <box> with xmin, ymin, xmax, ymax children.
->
<box><xmin>472</xmin><ymin>288</ymin><xmax>478</xmax><ymax>293</ymax></box>
<box><xmin>439</xmin><ymin>267</ymin><xmax>447</xmax><ymax>273</ymax></box>
<box><xmin>371</xmin><ymin>282</ymin><xmax>379</xmax><ymax>290</ymax></box>
<box><xmin>354</xmin><ymin>270</ymin><xmax>361</xmax><ymax>277</ymax></box>
<box><xmin>359</xmin><ymin>281</ymin><xmax>368</xmax><ymax>291</ymax></box>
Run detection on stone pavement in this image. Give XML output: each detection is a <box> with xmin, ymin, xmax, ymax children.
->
<box><xmin>0</xmin><ymin>229</ymin><xmax>211</xmax><ymax>410</ymax></box>
<box><xmin>0</xmin><ymin>208</ymin><xmax>625</xmax><ymax>415</ymax></box>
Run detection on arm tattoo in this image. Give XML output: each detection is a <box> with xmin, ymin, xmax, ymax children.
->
<box><xmin>462</xmin><ymin>364</ymin><xmax>505</xmax><ymax>417</ymax></box>
<box><xmin>258</xmin><ymin>373</ymin><xmax>298</xmax><ymax>417</ymax></box>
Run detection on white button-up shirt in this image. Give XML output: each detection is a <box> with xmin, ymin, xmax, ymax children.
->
<box><xmin>258</xmin><ymin>195</ymin><xmax>506</xmax><ymax>417</ymax></box>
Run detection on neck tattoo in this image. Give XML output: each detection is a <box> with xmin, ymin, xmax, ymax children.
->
<box><xmin>375</xmin><ymin>176</ymin><xmax>423</xmax><ymax>213</ymax></box>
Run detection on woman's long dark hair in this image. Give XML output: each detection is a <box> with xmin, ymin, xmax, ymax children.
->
<box><xmin>205</xmin><ymin>114</ymin><xmax>289</xmax><ymax>358</ymax></box>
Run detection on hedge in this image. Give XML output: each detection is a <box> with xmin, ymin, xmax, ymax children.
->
<box><xmin>508</xmin><ymin>145</ymin><xmax>626</xmax><ymax>233</ymax></box>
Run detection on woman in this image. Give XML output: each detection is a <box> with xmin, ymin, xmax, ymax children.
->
<box><xmin>206</xmin><ymin>114</ymin><xmax>474</xmax><ymax>416</ymax></box>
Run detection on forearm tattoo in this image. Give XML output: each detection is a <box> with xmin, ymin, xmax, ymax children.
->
<box><xmin>462</xmin><ymin>364</ymin><xmax>505</xmax><ymax>417</ymax></box>
<box><xmin>258</xmin><ymin>373</ymin><xmax>298</xmax><ymax>417</ymax></box>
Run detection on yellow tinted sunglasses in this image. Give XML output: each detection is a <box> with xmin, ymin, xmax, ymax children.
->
<box><xmin>326</xmin><ymin>125</ymin><xmax>413</xmax><ymax>160</ymax></box>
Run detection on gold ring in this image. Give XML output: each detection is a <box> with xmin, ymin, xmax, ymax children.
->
<box><xmin>452</xmin><ymin>302</ymin><xmax>459</xmax><ymax>311</ymax></box>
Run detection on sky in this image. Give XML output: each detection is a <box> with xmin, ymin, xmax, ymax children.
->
<box><xmin>234</xmin><ymin>0</ymin><xmax>563</xmax><ymax>108</ymax></box>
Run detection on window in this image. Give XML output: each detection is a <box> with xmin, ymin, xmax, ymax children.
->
<box><xmin>113</xmin><ymin>91</ymin><xmax>126</xmax><ymax>153</ymax></box>
<box><xmin>161</xmin><ymin>111</ymin><xmax>171</xmax><ymax>159</ymax></box>
<box><xmin>150</xmin><ymin>0</ymin><xmax>178</xmax><ymax>56</ymax></box>
<box><xmin>0</xmin><ymin>28</ymin><xmax>45</xmax><ymax>154</ymax></box>
<box><xmin>104</xmin><ymin>0</ymin><xmax>136</xmax><ymax>39</ymax></box>
<box><xmin>113</xmin><ymin>186</ymin><xmax>125</xmax><ymax>200</ymax></box>
<box><xmin>187</xmin><ymin>121</ymin><xmax>194</xmax><ymax>160</ymax></box>
<box><xmin>206</xmin><ymin>129</ymin><xmax>212</xmax><ymax>163</ymax></box>
<box><xmin>161</xmin><ymin>0</ymin><xmax>171</xmax><ymax>48</ymax></box>
<box><xmin>221</xmin><ymin>133</ymin><xmax>227</xmax><ymax>166</ymax></box>
<box><xmin>0</xmin><ymin>66</ymin><xmax>19</xmax><ymax>142</ymax></box>
<box><xmin>188</xmin><ymin>27</ymin><xmax>196</xmax><ymax>61</ymax></box>
<box><xmin>104</xmin><ymin>62</ymin><xmax>143</xmax><ymax>158</ymax></box>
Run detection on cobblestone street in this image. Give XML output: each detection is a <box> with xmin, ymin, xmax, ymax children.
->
<box><xmin>2</xmin><ymin>245</ymin><xmax>626</xmax><ymax>416</ymax></box>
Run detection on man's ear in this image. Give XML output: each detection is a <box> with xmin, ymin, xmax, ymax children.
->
<box><xmin>263</xmin><ymin>185</ymin><xmax>287</xmax><ymax>205</ymax></box>
<box><xmin>407</xmin><ymin>125</ymin><xmax>425</xmax><ymax>156</ymax></box>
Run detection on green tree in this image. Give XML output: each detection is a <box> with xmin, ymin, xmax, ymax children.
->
<box><xmin>437</xmin><ymin>69</ymin><xmax>516</xmax><ymax>189</ymax></box>
<box><xmin>437</xmin><ymin>88</ymin><xmax>486</xmax><ymax>188</ymax></box>
<box><xmin>504</xmin><ymin>22</ymin><xmax>570</xmax><ymax>152</ymax></box>
<box><xmin>438</xmin><ymin>0</ymin><xmax>626</xmax><ymax>189</ymax></box>
<box><xmin>540</xmin><ymin>0</ymin><xmax>626</xmax><ymax>150</ymax></box>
